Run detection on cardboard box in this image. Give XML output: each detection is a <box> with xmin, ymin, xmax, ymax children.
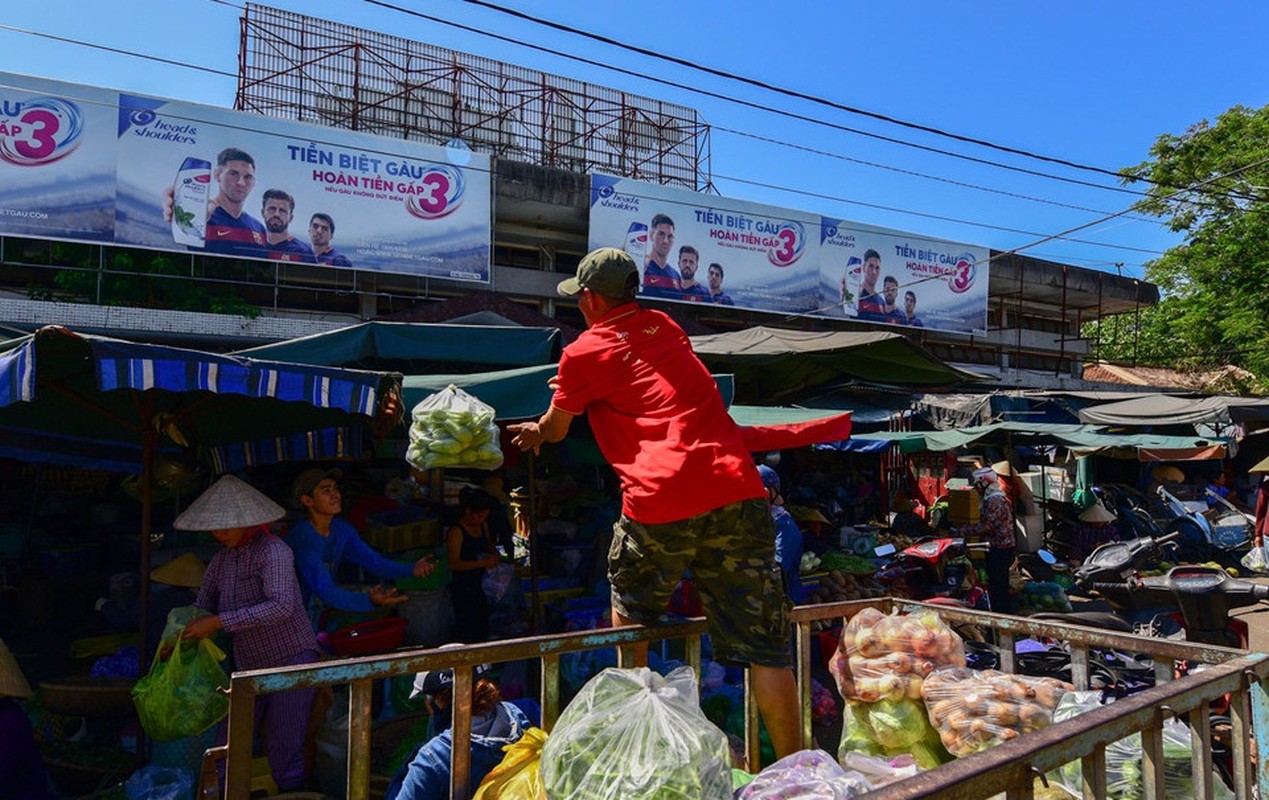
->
<box><xmin>948</xmin><ymin>488</ymin><xmax>981</xmax><ymax>525</ymax></box>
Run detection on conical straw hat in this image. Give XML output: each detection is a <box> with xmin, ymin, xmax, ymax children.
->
<box><xmin>1152</xmin><ymin>465</ymin><xmax>1185</xmax><ymax>483</ymax></box>
<box><xmin>0</xmin><ymin>639</ymin><xmax>33</xmax><ymax>699</ymax></box>
<box><xmin>151</xmin><ymin>553</ymin><xmax>207</xmax><ymax>588</ymax></box>
<box><xmin>991</xmin><ymin>460</ymin><xmax>1016</xmax><ymax>477</ymax></box>
<box><xmin>173</xmin><ymin>475</ymin><xmax>285</xmax><ymax>531</ymax></box>
<box><xmin>1078</xmin><ymin>502</ymin><xmax>1117</xmax><ymax>524</ymax></box>
<box><xmin>1251</xmin><ymin>455</ymin><xmax>1269</xmax><ymax>474</ymax></box>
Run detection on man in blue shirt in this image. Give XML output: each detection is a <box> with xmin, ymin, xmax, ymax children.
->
<box><xmin>677</xmin><ymin>245</ymin><xmax>710</xmax><ymax>301</ymax></box>
<box><xmin>641</xmin><ymin>213</ymin><xmax>682</xmax><ymax>298</ymax></box>
<box><xmin>285</xmin><ymin>468</ymin><xmax>436</xmax><ymax>627</ymax></box>
<box><xmin>706</xmin><ymin>262</ymin><xmax>735</xmax><ymax>306</ymax></box>
<box><xmin>262</xmin><ymin>189</ymin><xmax>318</xmax><ymax>263</ymax></box>
<box><xmin>902</xmin><ymin>290</ymin><xmax>925</xmax><ymax>327</ymax></box>
<box><xmin>309</xmin><ymin>212</ymin><xmax>353</xmax><ymax>267</ymax></box>
<box><xmin>856</xmin><ymin>249</ymin><xmax>887</xmax><ymax>321</ymax></box>
<box><xmin>758</xmin><ymin>465</ymin><xmax>803</xmax><ymax>603</ymax></box>
<box><xmin>163</xmin><ymin>146</ymin><xmax>267</xmax><ymax>259</ymax></box>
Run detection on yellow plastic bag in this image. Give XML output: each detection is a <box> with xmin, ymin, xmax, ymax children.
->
<box><xmin>473</xmin><ymin>726</ymin><xmax>547</xmax><ymax>800</ymax></box>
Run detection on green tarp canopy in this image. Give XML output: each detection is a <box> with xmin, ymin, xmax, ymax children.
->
<box><xmin>234</xmin><ymin>321</ymin><xmax>562</xmax><ymax>373</ymax></box>
<box><xmin>689</xmin><ymin>326</ymin><xmax>982</xmax><ymax>403</ymax></box>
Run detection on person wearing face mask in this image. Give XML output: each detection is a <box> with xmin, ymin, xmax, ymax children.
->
<box><xmin>955</xmin><ymin>466</ymin><xmax>1016</xmax><ymax>613</ymax></box>
<box><xmin>386</xmin><ymin>654</ymin><xmax>531</xmax><ymax>800</ymax></box>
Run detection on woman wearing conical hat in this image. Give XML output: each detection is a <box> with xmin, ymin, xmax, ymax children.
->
<box><xmin>175</xmin><ymin>475</ymin><xmax>319</xmax><ymax>794</ymax></box>
<box><xmin>0</xmin><ymin>638</ymin><xmax>53</xmax><ymax>798</ymax></box>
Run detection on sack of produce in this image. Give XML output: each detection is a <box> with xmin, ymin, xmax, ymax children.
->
<box><xmin>1241</xmin><ymin>544</ymin><xmax>1269</xmax><ymax>574</ymax></box>
<box><xmin>407</xmin><ymin>384</ymin><xmax>503</xmax><ymax>471</ymax></box>
<box><xmin>1049</xmin><ymin>691</ymin><xmax>1233</xmax><ymax>800</ymax></box>
<box><xmin>828</xmin><ymin>608</ymin><xmax>966</xmax><ymax>704</ymax></box>
<box><xmin>131</xmin><ymin>635</ymin><xmax>230</xmax><ymax>742</ymax></box>
<box><xmin>737</xmin><ymin>748</ymin><xmax>872</xmax><ymax>799</ymax></box>
<box><xmin>921</xmin><ymin>667</ymin><xmax>1073</xmax><ymax>757</ymax></box>
<box><xmin>540</xmin><ymin>666</ymin><xmax>732</xmax><ymax>800</ymax></box>
<box><xmin>837</xmin><ymin>698</ymin><xmax>948</xmax><ymax>769</ymax></box>
<box><xmin>474</xmin><ymin>726</ymin><xmax>548</xmax><ymax>800</ymax></box>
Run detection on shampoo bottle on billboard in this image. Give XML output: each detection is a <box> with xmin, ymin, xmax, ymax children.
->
<box><xmin>171</xmin><ymin>157</ymin><xmax>211</xmax><ymax>248</ymax></box>
<box><xmin>623</xmin><ymin>221</ymin><xmax>648</xmax><ymax>263</ymax></box>
<box><xmin>840</xmin><ymin>256</ymin><xmax>862</xmax><ymax>318</ymax></box>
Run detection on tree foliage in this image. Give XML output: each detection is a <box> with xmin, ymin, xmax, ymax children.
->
<box><xmin>1085</xmin><ymin>104</ymin><xmax>1269</xmax><ymax>392</ymax></box>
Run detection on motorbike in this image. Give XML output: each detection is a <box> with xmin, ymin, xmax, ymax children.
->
<box><xmin>1156</xmin><ymin>485</ymin><xmax>1252</xmax><ymax>568</ymax></box>
<box><xmin>1031</xmin><ymin>532</ymin><xmax>1268</xmax><ymax>648</ymax></box>
<box><xmin>874</xmin><ymin>536</ymin><xmax>990</xmax><ymax>610</ymax></box>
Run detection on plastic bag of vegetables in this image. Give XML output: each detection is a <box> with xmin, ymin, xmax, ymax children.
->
<box><xmin>407</xmin><ymin>384</ymin><xmax>503</xmax><ymax>471</ymax></box>
<box><xmin>828</xmin><ymin>608</ymin><xmax>966</xmax><ymax>704</ymax></box>
<box><xmin>921</xmin><ymin>667</ymin><xmax>1073</xmax><ymax>757</ymax></box>
<box><xmin>836</xmin><ymin>700</ymin><xmax>948</xmax><ymax>770</ymax></box>
<box><xmin>1049</xmin><ymin>691</ymin><xmax>1233</xmax><ymax>800</ymax></box>
<box><xmin>540</xmin><ymin>666</ymin><xmax>732</xmax><ymax>800</ymax></box>
<box><xmin>737</xmin><ymin>748</ymin><xmax>872</xmax><ymax>799</ymax></box>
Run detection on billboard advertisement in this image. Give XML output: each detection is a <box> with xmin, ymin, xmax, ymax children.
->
<box><xmin>0</xmin><ymin>72</ymin><xmax>491</xmax><ymax>282</ymax></box>
<box><xmin>588</xmin><ymin>173</ymin><xmax>821</xmax><ymax>313</ymax></box>
<box><xmin>820</xmin><ymin>219</ymin><xmax>989</xmax><ymax>334</ymax></box>
<box><xmin>588</xmin><ymin>174</ymin><xmax>989</xmax><ymax>333</ymax></box>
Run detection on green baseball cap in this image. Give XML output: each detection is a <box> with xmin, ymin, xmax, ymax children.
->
<box><xmin>557</xmin><ymin>247</ymin><xmax>638</xmax><ymax>297</ymax></box>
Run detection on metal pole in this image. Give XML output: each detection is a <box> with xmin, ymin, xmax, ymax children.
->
<box><xmin>527</xmin><ymin>451</ymin><xmax>540</xmax><ymax>634</ymax></box>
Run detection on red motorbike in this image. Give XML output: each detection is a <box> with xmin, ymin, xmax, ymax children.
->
<box><xmin>874</xmin><ymin>537</ymin><xmax>990</xmax><ymax>610</ymax></box>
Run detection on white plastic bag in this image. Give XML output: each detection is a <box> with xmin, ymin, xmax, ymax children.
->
<box><xmin>738</xmin><ymin>749</ymin><xmax>872</xmax><ymax>799</ymax></box>
<box><xmin>1049</xmin><ymin>691</ymin><xmax>1233</xmax><ymax>800</ymax></box>
<box><xmin>406</xmin><ymin>384</ymin><xmax>503</xmax><ymax>471</ymax></box>
<box><xmin>1241</xmin><ymin>544</ymin><xmax>1269</xmax><ymax>574</ymax></box>
<box><xmin>540</xmin><ymin>666</ymin><xmax>732</xmax><ymax>800</ymax></box>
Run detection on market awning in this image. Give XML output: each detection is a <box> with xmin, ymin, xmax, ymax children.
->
<box><xmin>233</xmin><ymin>320</ymin><xmax>562</xmax><ymax>373</ymax></box>
<box><xmin>726</xmin><ymin>405</ymin><xmax>853</xmax><ymax>451</ymax></box>
<box><xmin>893</xmin><ymin>421</ymin><xmax>1227</xmax><ymax>461</ymax></box>
<box><xmin>0</xmin><ymin>326</ymin><xmax>402</xmax><ymax>473</ymax></box>
<box><xmin>689</xmin><ymin>326</ymin><xmax>982</xmax><ymax>403</ymax></box>
<box><xmin>1077</xmin><ymin>394</ymin><xmax>1269</xmax><ymax>428</ymax></box>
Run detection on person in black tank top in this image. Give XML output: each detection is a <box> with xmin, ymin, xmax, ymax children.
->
<box><xmin>446</xmin><ymin>489</ymin><xmax>501</xmax><ymax>642</ymax></box>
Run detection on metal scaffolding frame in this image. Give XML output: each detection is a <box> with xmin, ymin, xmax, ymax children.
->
<box><xmin>236</xmin><ymin>4</ymin><xmax>711</xmax><ymax>190</ymax></box>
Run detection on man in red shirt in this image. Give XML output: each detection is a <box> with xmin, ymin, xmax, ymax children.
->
<box><xmin>509</xmin><ymin>247</ymin><xmax>799</xmax><ymax>758</ymax></box>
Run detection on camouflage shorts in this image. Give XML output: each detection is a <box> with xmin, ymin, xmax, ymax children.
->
<box><xmin>608</xmin><ymin>497</ymin><xmax>792</xmax><ymax>669</ymax></box>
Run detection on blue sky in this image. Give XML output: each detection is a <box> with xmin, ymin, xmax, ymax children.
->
<box><xmin>2</xmin><ymin>0</ymin><xmax>1267</xmax><ymax>279</ymax></box>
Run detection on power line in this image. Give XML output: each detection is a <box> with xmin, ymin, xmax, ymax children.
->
<box><xmin>0</xmin><ymin>24</ymin><xmax>237</xmax><ymax>79</ymax></box>
<box><xmin>453</xmin><ymin>0</ymin><xmax>1260</xmax><ymax>205</ymax></box>
<box><xmin>364</xmin><ymin>0</ymin><xmax>1156</xmax><ymax>200</ymax></box>
<box><xmin>713</xmin><ymin>125</ymin><xmax>1165</xmax><ymax>223</ymax></box>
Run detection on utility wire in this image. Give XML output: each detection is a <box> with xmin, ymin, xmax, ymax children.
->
<box><xmin>454</xmin><ymin>0</ymin><xmax>1259</xmax><ymax>205</ymax></box>
<box><xmin>0</xmin><ymin>24</ymin><xmax>238</xmax><ymax>79</ymax></box>
<box><xmin>714</xmin><ymin>125</ymin><xmax>1164</xmax><ymax>223</ymax></box>
<box><xmin>364</xmin><ymin>0</ymin><xmax>1156</xmax><ymax>200</ymax></box>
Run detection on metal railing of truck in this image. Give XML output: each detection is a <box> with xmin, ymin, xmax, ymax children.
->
<box><xmin>201</xmin><ymin>598</ymin><xmax>1269</xmax><ymax>800</ymax></box>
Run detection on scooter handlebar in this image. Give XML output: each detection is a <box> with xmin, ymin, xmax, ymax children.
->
<box><xmin>1256</xmin><ymin>584</ymin><xmax>1269</xmax><ymax>602</ymax></box>
<box><xmin>1154</xmin><ymin>531</ymin><xmax>1182</xmax><ymax>546</ymax></box>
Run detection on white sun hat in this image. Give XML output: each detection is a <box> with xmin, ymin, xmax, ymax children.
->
<box><xmin>173</xmin><ymin>475</ymin><xmax>285</xmax><ymax>531</ymax></box>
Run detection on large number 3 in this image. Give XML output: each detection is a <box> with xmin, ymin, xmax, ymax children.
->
<box><xmin>416</xmin><ymin>172</ymin><xmax>450</xmax><ymax>215</ymax></box>
<box><xmin>774</xmin><ymin>228</ymin><xmax>797</xmax><ymax>263</ymax></box>
<box><xmin>14</xmin><ymin>109</ymin><xmax>60</xmax><ymax>160</ymax></box>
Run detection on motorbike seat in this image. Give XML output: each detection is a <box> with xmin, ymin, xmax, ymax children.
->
<box><xmin>1030</xmin><ymin>611</ymin><xmax>1134</xmax><ymax>633</ymax></box>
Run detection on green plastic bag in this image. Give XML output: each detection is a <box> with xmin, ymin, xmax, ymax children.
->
<box><xmin>132</xmin><ymin>635</ymin><xmax>230</xmax><ymax>742</ymax></box>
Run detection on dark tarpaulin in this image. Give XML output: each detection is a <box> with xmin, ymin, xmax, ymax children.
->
<box><xmin>689</xmin><ymin>326</ymin><xmax>981</xmax><ymax>403</ymax></box>
<box><xmin>1078</xmin><ymin>394</ymin><xmax>1269</xmax><ymax>428</ymax></box>
<box><xmin>233</xmin><ymin>320</ymin><xmax>562</xmax><ymax>373</ymax></box>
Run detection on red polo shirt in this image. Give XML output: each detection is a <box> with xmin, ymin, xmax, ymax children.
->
<box><xmin>552</xmin><ymin>303</ymin><xmax>764</xmax><ymax>524</ymax></box>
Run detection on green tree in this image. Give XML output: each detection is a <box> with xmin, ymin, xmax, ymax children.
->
<box><xmin>1085</xmin><ymin>104</ymin><xmax>1269</xmax><ymax>392</ymax></box>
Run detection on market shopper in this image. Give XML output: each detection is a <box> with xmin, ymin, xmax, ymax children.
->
<box><xmin>956</xmin><ymin>466</ymin><xmax>1016</xmax><ymax>614</ymax></box>
<box><xmin>445</xmin><ymin>488</ymin><xmax>502</xmax><ymax>643</ymax></box>
<box><xmin>177</xmin><ymin>475</ymin><xmax>320</xmax><ymax>793</ymax></box>
<box><xmin>1070</xmin><ymin>501</ymin><xmax>1120</xmax><ymax>561</ymax></box>
<box><xmin>507</xmin><ymin>247</ymin><xmax>801</xmax><ymax>759</ymax></box>
<box><xmin>96</xmin><ymin>552</ymin><xmax>205</xmax><ymax>654</ymax></box>
<box><xmin>759</xmin><ymin>465</ymin><xmax>803</xmax><ymax>604</ymax></box>
<box><xmin>386</xmin><ymin>656</ymin><xmax>531</xmax><ymax>800</ymax></box>
<box><xmin>286</xmin><ymin>468</ymin><xmax>436</xmax><ymax>628</ymax></box>
<box><xmin>0</xmin><ymin>638</ymin><xmax>53</xmax><ymax>799</ymax></box>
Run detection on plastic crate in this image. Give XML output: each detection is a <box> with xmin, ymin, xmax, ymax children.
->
<box><xmin>364</xmin><ymin>514</ymin><xmax>441</xmax><ymax>553</ymax></box>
